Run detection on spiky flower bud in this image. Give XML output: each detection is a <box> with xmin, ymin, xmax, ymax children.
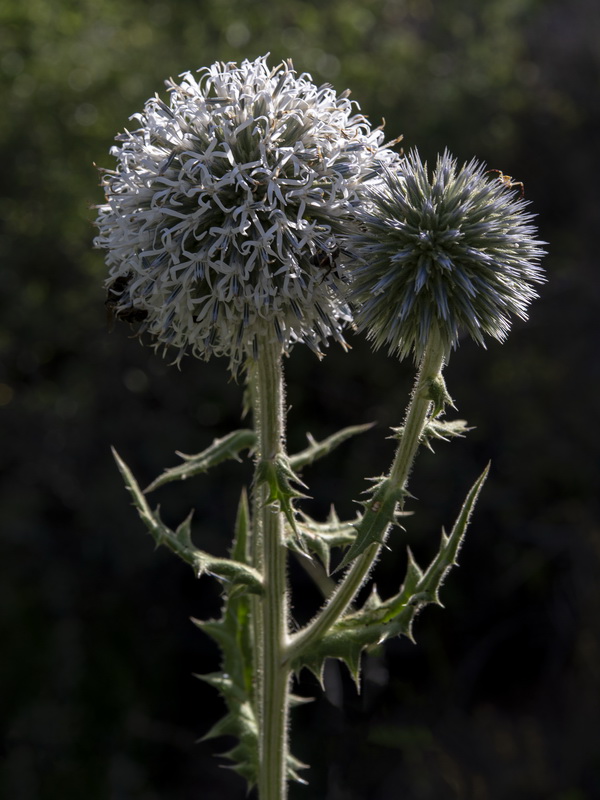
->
<box><xmin>348</xmin><ymin>149</ymin><xmax>546</xmax><ymax>361</ymax></box>
<box><xmin>95</xmin><ymin>55</ymin><xmax>397</xmax><ymax>368</ymax></box>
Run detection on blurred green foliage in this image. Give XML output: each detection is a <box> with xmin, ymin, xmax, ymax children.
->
<box><xmin>1</xmin><ymin>0</ymin><xmax>599</xmax><ymax>798</ymax></box>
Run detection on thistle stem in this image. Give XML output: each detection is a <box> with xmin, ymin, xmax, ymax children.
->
<box><xmin>249</xmin><ymin>340</ymin><xmax>291</xmax><ymax>800</ymax></box>
<box><xmin>285</xmin><ymin>329</ymin><xmax>446</xmax><ymax>663</ymax></box>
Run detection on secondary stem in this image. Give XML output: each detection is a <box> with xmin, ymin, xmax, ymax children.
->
<box><xmin>250</xmin><ymin>339</ymin><xmax>290</xmax><ymax>800</ymax></box>
<box><xmin>286</xmin><ymin>329</ymin><xmax>447</xmax><ymax>662</ymax></box>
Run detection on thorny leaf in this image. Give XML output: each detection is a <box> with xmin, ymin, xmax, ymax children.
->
<box><xmin>289</xmin><ymin>423</ymin><xmax>374</xmax><ymax>471</ymax></box>
<box><xmin>113</xmin><ymin>448</ymin><xmax>263</xmax><ymax>593</ymax></box>
<box><xmin>144</xmin><ymin>429</ymin><xmax>256</xmax><ymax>492</ymax></box>
<box><xmin>290</xmin><ymin>465</ymin><xmax>489</xmax><ymax>687</ymax></box>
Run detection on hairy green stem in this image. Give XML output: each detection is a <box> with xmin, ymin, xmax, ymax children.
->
<box><xmin>285</xmin><ymin>329</ymin><xmax>447</xmax><ymax>663</ymax></box>
<box><xmin>250</xmin><ymin>340</ymin><xmax>291</xmax><ymax>800</ymax></box>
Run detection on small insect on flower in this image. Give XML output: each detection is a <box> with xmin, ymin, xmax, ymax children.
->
<box><xmin>311</xmin><ymin>246</ymin><xmax>341</xmax><ymax>284</ymax></box>
<box><xmin>486</xmin><ymin>169</ymin><xmax>525</xmax><ymax>197</ymax></box>
<box><xmin>105</xmin><ymin>273</ymin><xmax>148</xmax><ymax>330</ymax></box>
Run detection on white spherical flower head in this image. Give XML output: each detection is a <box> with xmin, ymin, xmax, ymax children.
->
<box><xmin>95</xmin><ymin>56</ymin><xmax>397</xmax><ymax>367</ymax></box>
<box><xmin>349</xmin><ymin>149</ymin><xmax>546</xmax><ymax>362</ymax></box>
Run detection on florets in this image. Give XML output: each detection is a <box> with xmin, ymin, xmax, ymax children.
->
<box><xmin>95</xmin><ymin>55</ymin><xmax>397</xmax><ymax>367</ymax></box>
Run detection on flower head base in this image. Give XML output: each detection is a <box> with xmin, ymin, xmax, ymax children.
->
<box><xmin>95</xmin><ymin>56</ymin><xmax>396</xmax><ymax>368</ymax></box>
<box><xmin>348</xmin><ymin>149</ymin><xmax>546</xmax><ymax>362</ymax></box>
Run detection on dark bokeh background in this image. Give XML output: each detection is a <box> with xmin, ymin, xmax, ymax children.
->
<box><xmin>1</xmin><ymin>0</ymin><xmax>599</xmax><ymax>798</ymax></box>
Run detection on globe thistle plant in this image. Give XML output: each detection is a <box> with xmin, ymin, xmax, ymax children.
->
<box><xmin>348</xmin><ymin>149</ymin><xmax>546</xmax><ymax>362</ymax></box>
<box><xmin>95</xmin><ymin>55</ymin><xmax>397</xmax><ymax>368</ymax></box>
<box><xmin>99</xmin><ymin>60</ymin><xmax>547</xmax><ymax>800</ymax></box>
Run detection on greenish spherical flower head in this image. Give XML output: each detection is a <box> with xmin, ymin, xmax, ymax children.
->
<box><xmin>95</xmin><ymin>55</ymin><xmax>397</xmax><ymax>368</ymax></box>
<box><xmin>348</xmin><ymin>149</ymin><xmax>546</xmax><ymax>362</ymax></box>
